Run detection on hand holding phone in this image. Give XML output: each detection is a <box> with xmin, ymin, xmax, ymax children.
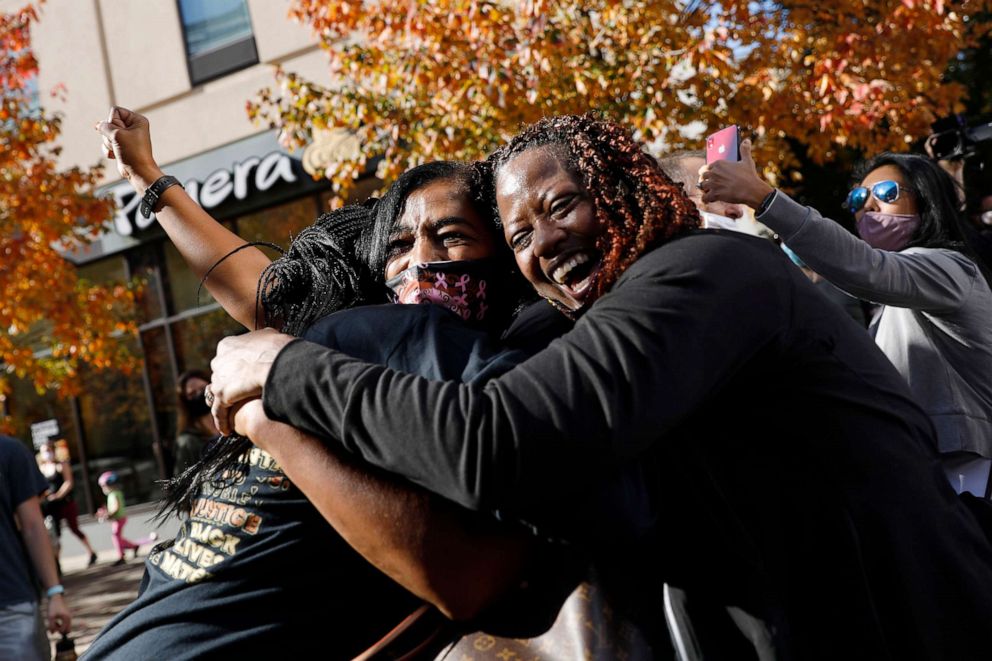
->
<box><xmin>699</xmin><ymin>138</ymin><xmax>774</xmax><ymax>210</ymax></box>
<box><xmin>706</xmin><ymin>125</ymin><xmax>740</xmax><ymax>164</ymax></box>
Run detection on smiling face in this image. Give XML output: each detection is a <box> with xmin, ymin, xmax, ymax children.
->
<box><xmin>855</xmin><ymin>164</ymin><xmax>918</xmax><ymax>222</ymax></box>
<box><xmin>496</xmin><ymin>146</ymin><xmax>605</xmax><ymax>311</ymax></box>
<box><xmin>384</xmin><ymin>178</ymin><xmax>498</xmax><ymax>281</ymax></box>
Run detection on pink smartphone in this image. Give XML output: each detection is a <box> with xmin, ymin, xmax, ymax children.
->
<box><xmin>706</xmin><ymin>125</ymin><xmax>740</xmax><ymax>163</ymax></box>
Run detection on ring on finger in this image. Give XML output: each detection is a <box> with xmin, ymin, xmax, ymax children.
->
<box><xmin>204</xmin><ymin>385</ymin><xmax>215</xmax><ymax>406</ymax></box>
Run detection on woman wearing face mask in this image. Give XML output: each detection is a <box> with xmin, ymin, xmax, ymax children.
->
<box><xmin>700</xmin><ymin>146</ymin><xmax>992</xmax><ymax>497</ymax></box>
<box><xmin>213</xmin><ymin>115</ymin><xmax>992</xmax><ymax>660</ymax></box>
<box><xmin>173</xmin><ymin>370</ymin><xmax>219</xmax><ymax>475</ymax></box>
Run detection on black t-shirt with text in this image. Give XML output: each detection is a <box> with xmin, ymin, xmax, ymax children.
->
<box><xmin>84</xmin><ymin>304</ymin><xmax>540</xmax><ymax>660</ymax></box>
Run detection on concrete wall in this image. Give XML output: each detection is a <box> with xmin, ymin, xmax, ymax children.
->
<box><xmin>11</xmin><ymin>0</ymin><xmax>327</xmax><ymax>181</ymax></box>
<box><xmin>100</xmin><ymin>0</ymin><xmax>190</xmax><ymax>110</ymax></box>
<box><xmin>4</xmin><ymin>0</ymin><xmax>115</xmax><ymax>172</ymax></box>
<box><xmin>248</xmin><ymin>0</ymin><xmax>316</xmax><ymax>62</ymax></box>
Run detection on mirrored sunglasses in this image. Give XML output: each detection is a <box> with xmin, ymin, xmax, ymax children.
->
<box><xmin>844</xmin><ymin>180</ymin><xmax>904</xmax><ymax>213</ymax></box>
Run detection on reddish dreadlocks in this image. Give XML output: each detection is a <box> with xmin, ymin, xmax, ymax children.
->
<box><xmin>487</xmin><ymin>114</ymin><xmax>701</xmax><ymax>302</ymax></box>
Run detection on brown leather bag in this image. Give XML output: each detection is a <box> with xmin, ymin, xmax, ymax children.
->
<box><xmin>438</xmin><ymin>563</ymin><xmax>660</xmax><ymax>661</ymax></box>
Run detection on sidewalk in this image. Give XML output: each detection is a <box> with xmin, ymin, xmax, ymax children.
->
<box><xmin>50</xmin><ymin>503</ymin><xmax>180</xmax><ymax>655</ymax></box>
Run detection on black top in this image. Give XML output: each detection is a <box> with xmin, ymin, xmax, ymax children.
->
<box><xmin>85</xmin><ymin>304</ymin><xmax>541</xmax><ymax>661</ymax></box>
<box><xmin>0</xmin><ymin>436</ymin><xmax>49</xmax><ymax>608</ymax></box>
<box><xmin>41</xmin><ymin>460</ymin><xmax>73</xmax><ymax>506</ymax></box>
<box><xmin>42</xmin><ymin>462</ymin><xmax>65</xmax><ymax>496</ymax></box>
<box><xmin>264</xmin><ymin>231</ymin><xmax>992</xmax><ymax>660</ymax></box>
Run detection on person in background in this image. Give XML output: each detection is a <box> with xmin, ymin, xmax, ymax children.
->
<box><xmin>1</xmin><ymin>435</ymin><xmax>71</xmax><ymax>661</ymax></box>
<box><xmin>964</xmin><ymin>192</ymin><xmax>992</xmax><ymax>269</ymax></box>
<box><xmin>701</xmin><ymin>143</ymin><xmax>992</xmax><ymax>497</ymax></box>
<box><xmin>656</xmin><ymin>149</ymin><xmax>746</xmax><ymax>230</ymax></box>
<box><xmin>659</xmin><ymin>148</ymin><xmax>868</xmax><ymax>329</ymax></box>
<box><xmin>172</xmin><ymin>370</ymin><xmax>218</xmax><ymax>476</ymax></box>
<box><xmin>37</xmin><ymin>440</ymin><xmax>98</xmax><ymax>568</ymax></box>
<box><xmin>96</xmin><ymin>472</ymin><xmax>156</xmax><ymax>567</ymax></box>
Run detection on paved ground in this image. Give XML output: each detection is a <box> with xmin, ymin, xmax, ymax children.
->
<box><xmin>48</xmin><ymin>503</ymin><xmax>180</xmax><ymax>656</ymax></box>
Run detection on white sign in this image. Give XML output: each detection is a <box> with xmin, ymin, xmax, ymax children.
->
<box><xmin>110</xmin><ymin>150</ymin><xmax>298</xmax><ymax>237</ymax></box>
<box><xmin>31</xmin><ymin>418</ymin><xmax>60</xmax><ymax>448</ymax></box>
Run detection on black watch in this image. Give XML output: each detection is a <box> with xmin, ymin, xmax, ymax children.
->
<box><xmin>140</xmin><ymin>175</ymin><xmax>183</xmax><ymax>218</ymax></box>
<box><xmin>756</xmin><ymin>189</ymin><xmax>777</xmax><ymax>217</ymax></box>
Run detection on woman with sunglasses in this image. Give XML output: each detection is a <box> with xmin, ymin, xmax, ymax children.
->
<box><xmin>700</xmin><ymin>142</ymin><xmax>992</xmax><ymax>497</ymax></box>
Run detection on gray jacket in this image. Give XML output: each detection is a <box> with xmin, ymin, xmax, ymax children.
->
<box><xmin>759</xmin><ymin>191</ymin><xmax>992</xmax><ymax>457</ymax></box>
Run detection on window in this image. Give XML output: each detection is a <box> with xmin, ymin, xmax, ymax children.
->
<box><xmin>76</xmin><ymin>337</ymin><xmax>159</xmax><ymax>506</ymax></box>
<box><xmin>127</xmin><ymin>244</ymin><xmax>166</xmax><ymax>323</ymax></box>
<box><xmin>163</xmin><ymin>240</ymin><xmax>219</xmax><ymax>314</ymax></box>
<box><xmin>171</xmin><ymin>308</ymin><xmax>244</xmax><ymax>375</ymax></box>
<box><xmin>236</xmin><ymin>196</ymin><xmax>320</xmax><ymax>258</ymax></box>
<box><xmin>178</xmin><ymin>0</ymin><xmax>258</xmax><ymax>85</ymax></box>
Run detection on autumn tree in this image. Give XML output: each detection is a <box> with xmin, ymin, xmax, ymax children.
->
<box><xmin>249</xmin><ymin>0</ymin><xmax>990</xmax><ymax>201</ymax></box>
<box><xmin>0</xmin><ymin>2</ymin><xmax>138</xmax><ymax>429</ymax></box>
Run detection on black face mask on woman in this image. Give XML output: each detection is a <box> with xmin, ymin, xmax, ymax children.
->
<box><xmin>186</xmin><ymin>390</ymin><xmax>211</xmax><ymax>418</ymax></box>
<box><xmin>384</xmin><ymin>257</ymin><xmax>510</xmax><ymax>330</ymax></box>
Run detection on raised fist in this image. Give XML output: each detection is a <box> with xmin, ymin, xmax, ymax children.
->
<box><xmin>94</xmin><ymin>106</ymin><xmax>161</xmax><ymax>191</ymax></box>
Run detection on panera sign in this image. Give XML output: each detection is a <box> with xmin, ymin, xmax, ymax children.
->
<box><xmin>110</xmin><ymin>150</ymin><xmax>298</xmax><ymax>237</ymax></box>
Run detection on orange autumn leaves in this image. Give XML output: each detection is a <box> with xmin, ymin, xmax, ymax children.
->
<box><xmin>1</xmin><ymin>3</ymin><xmax>138</xmax><ymax>425</ymax></box>
<box><xmin>250</xmin><ymin>0</ymin><xmax>989</xmax><ymax>199</ymax></box>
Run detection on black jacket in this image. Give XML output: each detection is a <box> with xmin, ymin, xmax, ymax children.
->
<box><xmin>266</xmin><ymin>231</ymin><xmax>992</xmax><ymax>660</ymax></box>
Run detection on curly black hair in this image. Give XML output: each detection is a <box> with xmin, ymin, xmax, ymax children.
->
<box><xmin>158</xmin><ymin>204</ymin><xmax>375</xmax><ymax>520</ymax></box>
<box><xmin>487</xmin><ymin>114</ymin><xmax>701</xmax><ymax>304</ymax></box>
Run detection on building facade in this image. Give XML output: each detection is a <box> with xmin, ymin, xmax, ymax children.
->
<box><xmin>1</xmin><ymin>0</ymin><xmax>365</xmax><ymax>512</ymax></box>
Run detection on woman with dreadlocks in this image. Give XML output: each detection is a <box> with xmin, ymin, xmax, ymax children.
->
<box><xmin>214</xmin><ymin>114</ymin><xmax>992</xmax><ymax>660</ymax></box>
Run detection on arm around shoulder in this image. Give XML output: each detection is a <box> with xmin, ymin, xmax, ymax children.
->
<box><xmin>261</xmin><ymin>235</ymin><xmax>790</xmax><ymax>515</ymax></box>
<box><xmin>237</xmin><ymin>400</ymin><xmax>532</xmax><ymax>621</ymax></box>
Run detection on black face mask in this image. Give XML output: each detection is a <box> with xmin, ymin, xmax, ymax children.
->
<box><xmin>186</xmin><ymin>390</ymin><xmax>211</xmax><ymax>418</ymax></box>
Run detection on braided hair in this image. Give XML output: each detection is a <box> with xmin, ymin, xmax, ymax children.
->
<box><xmin>487</xmin><ymin>114</ymin><xmax>701</xmax><ymax>303</ymax></box>
<box><xmin>158</xmin><ymin>203</ymin><xmax>375</xmax><ymax>520</ymax></box>
<box><xmin>257</xmin><ymin>203</ymin><xmax>376</xmax><ymax>336</ymax></box>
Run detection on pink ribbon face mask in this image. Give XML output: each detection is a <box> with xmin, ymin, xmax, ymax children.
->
<box><xmin>855</xmin><ymin>212</ymin><xmax>921</xmax><ymax>252</ymax></box>
<box><xmin>385</xmin><ymin>258</ymin><xmax>504</xmax><ymax>327</ymax></box>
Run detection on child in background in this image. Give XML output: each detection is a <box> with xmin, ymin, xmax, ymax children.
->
<box><xmin>97</xmin><ymin>471</ymin><xmax>156</xmax><ymax>566</ymax></box>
